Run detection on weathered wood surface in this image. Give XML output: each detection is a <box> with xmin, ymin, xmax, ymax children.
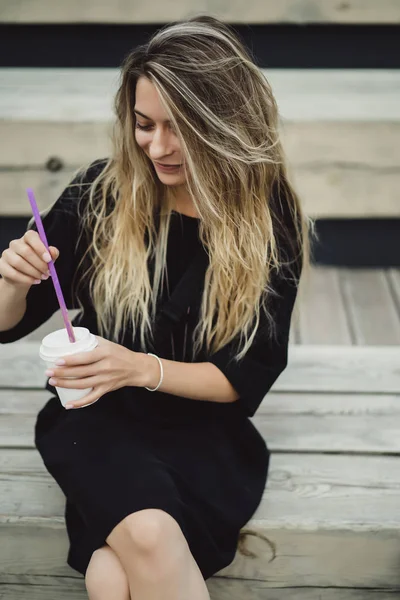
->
<box><xmin>1</xmin><ymin>451</ymin><xmax>399</xmax><ymax>587</ymax></box>
<box><xmin>2</xmin><ymin>0</ymin><xmax>399</xmax><ymax>24</ymax></box>
<box><xmin>2</xmin><ymin>69</ymin><xmax>398</xmax><ymax>124</ymax></box>
<box><xmin>388</xmin><ymin>268</ymin><xmax>400</xmax><ymax>314</ymax></box>
<box><xmin>14</xmin><ymin>268</ymin><xmax>400</xmax><ymax>347</ymax></box>
<box><xmin>2</xmin><ymin>390</ymin><xmax>400</xmax><ymax>454</ymax></box>
<box><xmin>0</xmin><ymin>583</ymin><xmax>399</xmax><ymax>600</ymax></box>
<box><xmin>296</xmin><ymin>267</ymin><xmax>352</xmax><ymax>345</ymax></box>
<box><xmin>1</xmin><ymin>68</ymin><xmax>399</xmax><ymax>218</ymax></box>
<box><xmin>339</xmin><ymin>269</ymin><xmax>400</xmax><ymax>345</ymax></box>
<box><xmin>1</xmin><ymin>343</ymin><xmax>400</xmax><ymax>392</ymax></box>
<box><xmin>3</xmin><ymin>452</ymin><xmax>400</xmax><ymax>526</ymax></box>
<box><xmin>5</xmin><ymin>158</ymin><xmax>399</xmax><ymax>219</ymax></box>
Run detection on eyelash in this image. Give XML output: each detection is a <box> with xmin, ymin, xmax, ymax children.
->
<box><xmin>135</xmin><ymin>123</ymin><xmax>152</xmax><ymax>131</ymax></box>
<box><xmin>135</xmin><ymin>122</ymin><xmax>176</xmax><ymax>133</ymax></box>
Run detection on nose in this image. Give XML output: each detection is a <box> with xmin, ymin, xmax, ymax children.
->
<box><xmin>148</xmin><ymin>127</ymin><xmax>175</xmax><ymax>162</ymax></box>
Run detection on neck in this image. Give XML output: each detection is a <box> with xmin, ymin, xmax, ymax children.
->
<box><xmin>171</xmin><ymin>186</ymin><xmax>199</xmax><ymax>218</ymax></box>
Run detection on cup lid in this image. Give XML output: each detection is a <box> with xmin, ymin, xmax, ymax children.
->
<box><xmin>39</xmin><ymin>327</ymin><xmax>97</xmax><ymax>359</ymax></box>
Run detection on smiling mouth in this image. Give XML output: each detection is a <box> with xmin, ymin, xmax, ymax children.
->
<box><xmin>156</xmin><ymin>163</ymin><xmax>182</xmax><ymax>167</ymax></box>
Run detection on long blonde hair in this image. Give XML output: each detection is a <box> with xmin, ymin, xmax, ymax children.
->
<box><xmin>72</xmin><ymin>15</ymin><xmax>312</xmax><ymax>360</ymax></box>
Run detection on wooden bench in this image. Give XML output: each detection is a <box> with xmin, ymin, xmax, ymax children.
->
<box><xmin>1</xmin><ymin>341</ymin><xmax>399</xmax><ymax>599</ymax></box>
<box><xmin>0</xmin><ymin>67</ymin><xmax>399</xmax><ymax>220</ymax></box>
<box><xmin>2</xmin><ymin>0</ymin><xmax>400</xmax><ymax>24</ymax></box>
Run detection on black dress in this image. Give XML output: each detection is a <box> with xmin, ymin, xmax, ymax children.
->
<box><xmin>0</xmin><ymin>159</ymin><xmax>301</xmax><ymax>580</ymax></box>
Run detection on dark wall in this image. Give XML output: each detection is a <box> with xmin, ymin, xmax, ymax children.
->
<box><xmin>1</xmin><ymin>23</ymin><xmax>399</xmax><ymax>68</ymax></box>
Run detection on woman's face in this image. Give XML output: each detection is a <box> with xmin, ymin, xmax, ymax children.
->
<box><xmin>134</xmin><ymin>76</ymin><xmax>186</xmax><ymax>186</ymax></box>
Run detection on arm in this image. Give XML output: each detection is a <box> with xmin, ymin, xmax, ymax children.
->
<box><xmin>0</xmin><ymin>279</ymin><xmax>28</xmax><ymax>332</ymax></box>
<box><xmin>0</xmin><ymin>159</ymin><xmax>108</xmax><ymax>344</ymax></box>
<box><xmin>0</xmin><ymin>236</ymin><xmax>59</xmax><ymax>333</ymax></box>
<box><xmin>139</xmin><ymin>355</ymin><xmax>240</xmax><ymax>404</ymax></box>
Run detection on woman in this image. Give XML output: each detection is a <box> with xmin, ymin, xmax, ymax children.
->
<box><xmin>0</xmin><ymin>15</ymin><xmax>311</xmax><ymax>600</ymax></box>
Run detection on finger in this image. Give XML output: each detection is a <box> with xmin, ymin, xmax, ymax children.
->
<box><xmin>3</xmin><ymin>248</ymin><xmax>50</xmax><ymax>281</ymax></box>
<box><xmin>49</xmin><ymin>246</ymin><xmax>60</xmax><ymax>261</ymax></box>
<box><xmin>0</xmin><ymin>259</ymin><xmax>42</xmax><ymax>286</ymax></box>
<box><xmin>49</xmin><ymin>376</ymin><xmax>99</xmax><ymax>389</ymax></box>
<box><xmin>23</xmin><ymin>230</ymin><xmax>55</xmax><ymax>263</ymax></box>
<box><xmin>58</xmin><ymin>348</ymin><xmax>103</xmax><ymax>367</ymax></box>
<box><xmin>9</xmin><ymin>237</ymin><xmax>50</xmax><ymax>276</ymax></box>
<box><xmin>66</xmin><ymin>390</ymin><xmax>102</xmax><ymax>409</ymax></box>
<box><xmin>46</xmin><ymin>365</ymin><xmax>98</xmax><ymax>379</ymax></box>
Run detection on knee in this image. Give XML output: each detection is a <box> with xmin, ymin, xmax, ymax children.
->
<box><xmin>108</xmin><ymin>509</ymin><xmax>185</xmax><ymax>557</ymax></box>
<box><xmin>85</xmin><ymin>545</ymin><xmax>130</xmax><ymax>599</ymax></box>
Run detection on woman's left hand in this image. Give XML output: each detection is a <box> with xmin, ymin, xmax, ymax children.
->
<box><xmin>45</xmin><ymin>336</ymin><xmax>148</xmax><ymax>409</ymax></box>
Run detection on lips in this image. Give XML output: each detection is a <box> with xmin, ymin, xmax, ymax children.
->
<box><xmin>157</xmin><ymin>163</ymin><xmax>181</xmax><ymax>167</ymax></box>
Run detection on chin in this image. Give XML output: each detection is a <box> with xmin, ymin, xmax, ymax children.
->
<box><xmin>158</xmin><ymin>174</ymin><xmax>186</xmax><ymax>185</ymax></box>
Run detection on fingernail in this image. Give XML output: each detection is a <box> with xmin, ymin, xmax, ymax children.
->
<box><xmin>65</xmin><ymin>404</ymin><xmax>74</xmax><ymax>409</ymax></box>
<box><xmin>41</xmin><ymin>273</ymin><xmax>49</xmax><ymax>280</ymax></box>
<box><xmin>45</xmin><ymin>370</ymin><xmax>54</xmax><ymax>376</ymax></box>
<box><xmin>42</xmin><ymin>252</ymin><xmax>51</xmax><ymax>262</ymax></box>
<box><xmin>48</xmin><ymin>378</ymin><xmax>56</xmax><ymax>385</ymax></box>
<box><xmin>33</xmin><ymin>280</ymin><xmax>41</xmax><ymax>285</ymax></box>
<box><xmin>55</xmin><ymin>359</ymin><xmax>65</xmax><ymax>366</ymax></box>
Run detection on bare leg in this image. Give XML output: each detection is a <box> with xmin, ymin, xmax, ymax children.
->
<box><xmin>85</xmin><ymin>544</ymin><xmax>131</xmax><ymax>600</ymax></box>
<box><xmin>106</xmin><ymin>509</ymin><xmax>210</xmax><ymax>600</ymax></box>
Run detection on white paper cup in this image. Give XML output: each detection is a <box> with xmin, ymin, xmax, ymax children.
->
<box><xmin>39</xmin><ymin>327</ymin><xmax>99</xmax><ymax>409</ymax></box>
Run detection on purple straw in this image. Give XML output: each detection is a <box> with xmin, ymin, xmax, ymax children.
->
<box><xmin>26</xmin><ymin>188</ymin><xmax>76</xmax><ymax>343</ymax></box>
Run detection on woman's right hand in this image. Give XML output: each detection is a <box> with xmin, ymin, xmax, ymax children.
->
<box><xmin>0</xmin><ymin>230</ymin><xmax>59</xmax><ymax>289</ymax></box>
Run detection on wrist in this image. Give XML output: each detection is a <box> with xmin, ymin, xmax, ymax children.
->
<box><xmin>0</xmin><ymin>277</ymin><xmax>31</xmax><ymax>299</ymax></box>
<box><xmin>137</xmin><ymin>352</ymin><xmax>163</xmax><ymax>389</ymax></box>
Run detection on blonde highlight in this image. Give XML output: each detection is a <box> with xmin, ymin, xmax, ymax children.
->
<box><xmin>68</xmin><ymin>15</ymin><xmax>312</xmax><ymax>361</ymax></box>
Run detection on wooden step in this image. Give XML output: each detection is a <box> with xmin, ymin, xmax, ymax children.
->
<box><xmin>2</xmin><ymin>389</ymin><xmax>400</xmax><ymax>454</ymax></box>
<box><xmin>1</xmin><ymin>451</ymin><xmax>400</xmax><ymax>592</ymax></box>
<box><xmin>7</xmin><ymin>267</ymin><xmax>400</xmax><ymax>347</ymax></box>
<box><xmin>2</xmin><ymin>342</ymin><xmax>399</xmax><ymax>393</ymax></box>
<box><xmin>1</xmin><ymin>344</ymin><xmax>399</xmax><ymax>597</ymax></box>
<box><xmin>0</xmin><ymin>68</ymin><xmax>399</xmax><ymax>218</ymax></box>
<box><xmin>2</xmin><ymin>0</ymin><xmax>399</xmax><ymax>24</ymax></box>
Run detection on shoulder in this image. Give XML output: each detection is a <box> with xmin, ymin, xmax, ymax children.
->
<box><xmin>72</xmin><ymin>157</ymin><xmax>109</xmax><ymax>186</ymax></box>
<box><xmin>65</xmin><ymin>157</ymin><xmax>109</xmax><ymax>200</ymax></box>
<box><xmin>51</xmin><ymin>158</ymin><xmax>109</xmax><ymax>219</ymax></box>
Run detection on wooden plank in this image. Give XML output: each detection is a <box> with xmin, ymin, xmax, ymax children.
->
<box><xmin>1</xmin><ymin>452</ymin><xmax>399</xmax><ymax>587</ymax></box>
<box><xmin>280</xmin><ymin>346</ymin><xmax>400</xmax><ymax>393</ymax></box>
<box><xmin>4</xmin><ymin>164</ymin><xmax>399</xmax><ymax>219</ymax></box>
<box><xmin>297</xmin><ymin>266</ymin><xmax>352</xmax><ymax>344</ymax></box>
<box><xmin>0</xmin><ymin>583</ymin><xmax>398</xmax><ymax>600</ymax></box>
<box><xmin>4</xmin><ymin>388</ymin><xmax>400</xmax><ymax>418</ymax></box>
<box><xmin>5</xmin><ymin>389</ymin><xmax>400</xmax><ymax>419</ymax></box>
<box><xmin>1</xmin><ymin>343</ymin><xmax>400</xmax><ymax>392</ymax></box>
<box><xmin>293</xmin><ymin>166</ymin><xmax>400</xmax><ymax>219</ymax></box>
<box><xmin>3</xmin><ymin>391</ymin><xmax>400</xmax><ymax>454</ymax></box>
<box><xmin>0</xmin><ymin>582</ymin><xmax>88</xmax><ymax>600</ymax></box>
<box><xmin>209</xmin><ymin>583</ymin><xmax>400</xmax><ymax>600</ymax></box>
<box><xmin>1</xmin><ymin>0</ymin><xmax>399</xmax><ymax>24</ymax></box>
<box><xmin>2</xmin><ymin>452</ymin><xmax>400</xmax><ymax>526</ymax></box>
<box><xmin>2</xmin><ymin>119</ymin><xmax>400</xmax><ymax>172</ymax></box>
<box><xmin>387</xmin><ymin>269</ymin><xmax>400</xmax><ymax>316</ymax></box>
<box><xmin>0</xmin><ymin>168</ymin><xmax>84</xmax><ymax>216</ymax></box>
<box><xmin>2</xmin><ymin>69</ymin><xmax>399</xmax><ymax>123</ymax></box>
<box><xmin>339</xmin><ymin>269</ymin><xmax>400</xmax><ymax>345</ymax></box>
<box><xmin>1</xmin><ymin>69</ymin><xmax>399</xmax><ymax>218</ymax></box>
<box><xmin>0</xmin><ymin>342</ymin><xmax>45</xmax><ymax>388</ymax></box>
<box><xmin>3</xmin><ymin>164</ymin><xmax>400</xmax><ymax>218</ymax></box>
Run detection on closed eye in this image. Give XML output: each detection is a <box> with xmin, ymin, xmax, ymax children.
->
<box><xmin>135</xmin><ymin>123</ymin><xmax>153</xmax><ymax>131</ymax></box>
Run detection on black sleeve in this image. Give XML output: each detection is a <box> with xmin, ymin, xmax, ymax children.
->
<box><xmin>0</xmin><ymin>159</ymin><xmax>107</xmax><ymax>344</ymax></box>
<box><xmin>208</xmin><ymin>193</ymin><xmax>303</xmax><ymax>418</ymax></box>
